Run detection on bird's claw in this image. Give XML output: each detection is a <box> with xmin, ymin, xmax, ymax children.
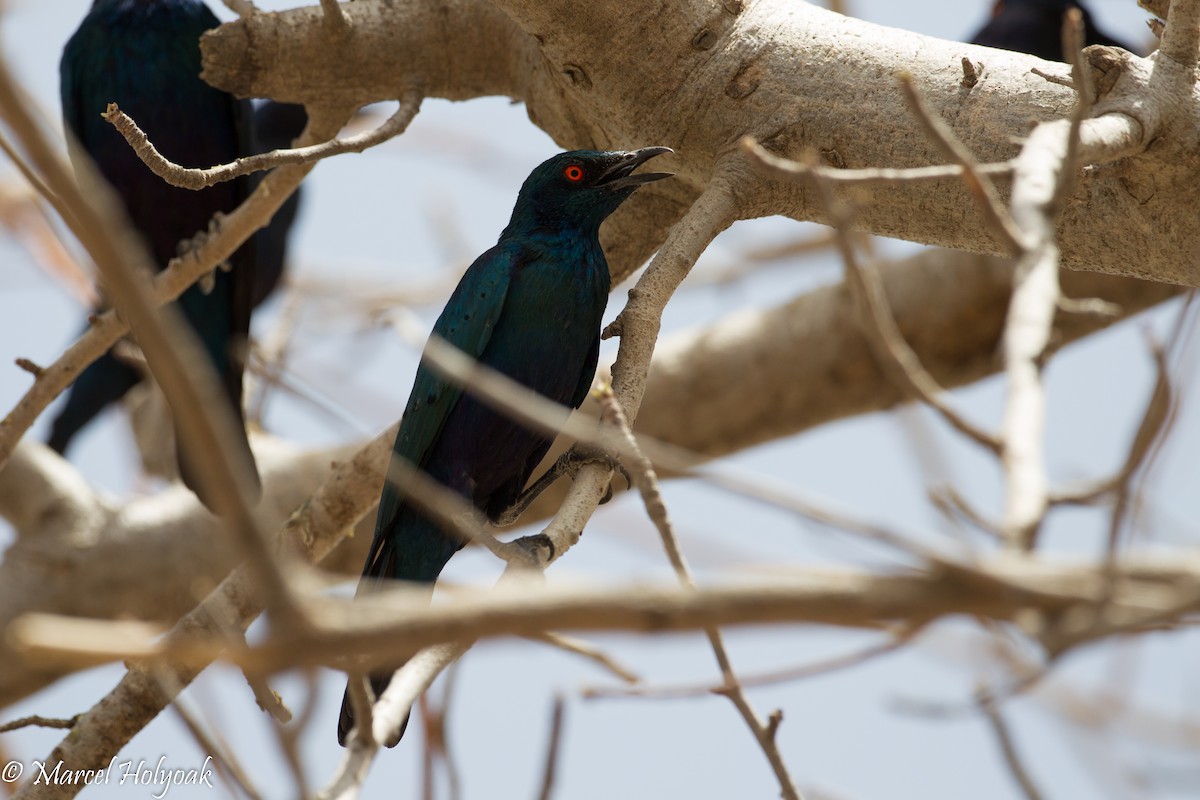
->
<box><xmin>555</xmin><ymin>443</ymin><xmax>630</xmax><ymax>503</ymax></box>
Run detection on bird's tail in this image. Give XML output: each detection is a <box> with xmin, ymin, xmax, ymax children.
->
<box><xmin>337</xmin><ymin>673</ymin><xmax>405</xmax><ymax>747</ymax></box>
<box><xmin>336</xmin><ymin>511</ymin><xmax>464</xmax><ymax>747</ymax></box>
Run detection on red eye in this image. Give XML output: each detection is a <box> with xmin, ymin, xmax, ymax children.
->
<box><xmin>564</xmin><ymin>165</ymin><xmax>584</xmax><ymax>182</ymax></box>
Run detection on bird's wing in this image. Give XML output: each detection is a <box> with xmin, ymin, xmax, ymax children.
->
<box><xmin>372</xmin><ymin>244</ymin><xmax>518</xmax><ymax>537</ymax></box>
<box><xmin>568</xmin><ymin>334</ymin><xmax>600</xmax><ymax>410</ymax></box>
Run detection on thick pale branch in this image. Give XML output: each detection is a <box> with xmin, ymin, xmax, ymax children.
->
<box><xmin>203</xmin><ymin>0</ymin><xmax>1200</xmax><ymax>284</ymax></box>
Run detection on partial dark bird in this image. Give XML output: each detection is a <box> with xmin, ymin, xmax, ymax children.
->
<box><xmin>969</xmin><ymin>0</ymin><xmax>1135</xmax><ymax>62</ymax></box>
<box><xmin>52</xmin><ymin>0</ymin><xmax>260</xmax><ymax>503</ymax></box>
<box><xmin>250</xmin><ymin>100</ymin><xmax>308</xmax><ymax>306</ymax></box>
<box><xmin>337</xmin><ymin>147</ymin><xmax>673</xmax><ymax>747</ymax></box>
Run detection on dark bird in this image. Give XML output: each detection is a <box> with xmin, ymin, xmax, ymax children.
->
<box><xmin>52</xmin><ymin>0</ymin><xmax>260</xmax><ymax>503</ymax></box>
<box><xmin>249</xmin><ymin>100</ymin><xmax>308</xmax><ymax>306</ymax></box>
<box><xmin>969</xmin><ymin>0</ymin><xmax>1136</xmax><ymax>61</ymax></box>
<box><xmin>337</xmin><ymin>147</ymin><xmax>673</xmax><ymax>746</ymax></box>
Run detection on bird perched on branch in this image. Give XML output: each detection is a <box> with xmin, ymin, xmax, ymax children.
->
<box><xmin>969</xmin><ymin>0</ymin><xmax>1135</xmax><ymax>62</ymax></box>
<box><xmin>337</xmin><ymin>147</ymin><xmax>673</xmax><ymax>747</ymax></box>
<box><xmin>53</xmin><ymin>0</ymin><xmax>260</xmax><ymax>505</ymax></box>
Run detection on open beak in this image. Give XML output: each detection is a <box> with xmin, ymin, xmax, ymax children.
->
<box><xmin>597</xmin><ymin>146</ymin><xmax>674</xmax><ymax>190</ymax></box>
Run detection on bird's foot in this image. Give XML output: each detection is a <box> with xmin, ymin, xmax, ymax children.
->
<box><xmin>491</xmin><ymin>444</ymin><xmax>629</xmax><ymax>528</ymax></box>
<box><xmin>553</xmin><ymin>442</ymin><xmax>631</xmax><ymax>505</ymax></box>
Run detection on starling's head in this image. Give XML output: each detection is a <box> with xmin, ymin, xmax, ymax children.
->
<box><xmin>505</xmin><ymin>147</ymin><xmax>673</xmax><ymax>236</ymax></box>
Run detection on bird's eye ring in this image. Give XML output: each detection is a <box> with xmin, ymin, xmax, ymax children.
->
<box><xmin>564</xmin><ymin>165</ymin><xmax>585</xmax><ymax>182</ymax></box>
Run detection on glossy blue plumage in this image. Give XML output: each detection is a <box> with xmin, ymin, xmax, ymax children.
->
<box><xmin>52</xmin><ymin>0</ymin><xmax>259</xmax><ymax>501</ymax></box>
<box><xmin>337</xmin><ymin>147</ymin><xmax>672</xmax><ymax>746</ymax></box>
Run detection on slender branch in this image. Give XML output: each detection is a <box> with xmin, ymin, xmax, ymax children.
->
<box><xmin>536</xmin><ymin>696</ymin><xmax>566</xmax><ymax>800</ymax></box>
<box><xmin>896</xmin><ymin>73</ymin><xmax>1025</xmax><ymax>255</ymax></box>
<box><xmin>1107</xmin><ymin>325</ymin><xmax>1181</xmax><ymax>557</ymax></box>
<box><xmin>804</xmin><ymin>158</ymin><xmax>1002</xmax><ymax>454</ymax></box>
<box><xmin>526</xmin><ymin>633</ymin><xmax>640</xmax><ymax>684</ymax></box>
<box><xmin>1052</xmin><ymin>9</ymin><xmax>1093</xmax><ymax>212</ymax></box>
<box><xmin>102</xmin><ymin>93</ymin><xmax>421</xmax><ymax>190</ymax></box>
<box><xmin>981</xmin><ymin>696</ymin><xmax>1046</xmax><ymax>800</ymax></box>
<box><xmin>156</xmin><ymin>669</ymin><xmax>263</xmax><ymax>800</ymax></box>
<box><xmin>742</xmin><ymin>137</ymin><xmax>1014</xmax><ymax>186</ymax></box>
<box><xmin>584</xmin><ymin>628</ymin><xmax>915</xmax><ymax>700</ymax></box>
<box><xmin>0</xmin><ymin>715</ymin><xmax>78</xmax><ymax>734</ymax></box>
<box><xmin>0</xmin><ymin>128</ymin><xmax>77</xmax><ymax>234</ymax></box>
<box><xmin>598</xmin><ymin>389</ymin><xmax>803</xmax><ymax>800</ymax></box>
<box><xmin>243</xmin><ymin>666</ymin><xmax>293</xmax><ymax>724</ymax></box>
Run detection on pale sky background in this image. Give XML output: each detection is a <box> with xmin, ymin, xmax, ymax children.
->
<box><xmin>1</xmin><ymin>1</ymin><xmax>1197</xmax><ymax>799</ymax></box>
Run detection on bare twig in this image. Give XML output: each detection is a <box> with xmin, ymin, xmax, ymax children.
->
<box><xmin>1107</xmin><ymin>320</ymin><xmax>1185</xmax><ymax>557</ymax></box>
<box><xmin>804</xmin><ymin>158</ymin><xmax>1001</xmax><ymax>454</ymax></box>
<box><xmin>247</xmin><ymin>286</ymin><xmax>305</xmax><ymax>426</ymax></box>
<box><xmin>930</xmin><ymin>485</ymin><xmax>1005</xmax><ymax>541</ymax></box>
<box><xmin>584</xmin><ymin>628</ymin><xmax>915</xmax><ymax>700</ymax></box>
<box><xmin>741</xmin><ymin>137</ymin><xmax>1014</xmax><ymax>186</ymax></box>
<box><xmin>102</xmin><ymin>94</ymin><xmax>421</xmax><ymax>190</ymax></box>
<box><xmin>243</xmin><ymin>668</ymin><xmax>293</xmax><ymax>724</ymax></box>
<box><xmin>537</xmin><ymin>696</ymin><xmax>567</xmax><ymax>800</ymax></box>
<box><xmin>0</xmin><ymin>128</ymin><xmax>77</xmax><ymax>233</ymax></box>
<box><xmin>896</xmin><ymin>73</ymin><xmax>1025</xmax><ymax>255</ymax></box>
<box><xmin>1053</xmin><ymin>9</ymin><xmax>1094</xmax><ymax>212</ymax></box>
<box><xmin>598</xmin><ymin>389</ymin><xmax>803</xmax><ymax>800</ymax></box>
<box><xmin>527</xmin><ymin>633</ymin><xmax>640</xmax><ymax>684</ymax></box>
<box><xmin>156</xmin><ymin>669</ymin><xmax>264</xmax><ymax>800</ymax></box>
<box><xmin>0</xmin><ymin>715</ymin><xmax>78</xmax><ymax>734</ymax></box>
<box><xmin>981</xmin><ymin>695</ymin><xmax>1046</xmax><ymax>800</ymax></box>
<box><xmin>267</xmin><ymin>670</ymin><xmax>317</xmax><ymax>800</ymax></box>
<box><xmin>401</xmin><ymin>312</ymin><xmax>939</xmax><ymax>563</ymax></box>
